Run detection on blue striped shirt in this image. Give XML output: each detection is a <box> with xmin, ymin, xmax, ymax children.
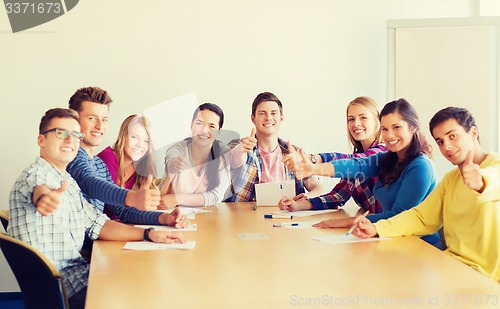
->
<box><xmin>67</xmin><ymin>147</ymin><xmax>162</xmax><ymax>224</ymax></box>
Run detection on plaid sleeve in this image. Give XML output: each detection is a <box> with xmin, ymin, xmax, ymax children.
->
<box><xmin>319</xmin><ymin>144</ymin><xmax>387</xmax><ymax>162</ymax></box>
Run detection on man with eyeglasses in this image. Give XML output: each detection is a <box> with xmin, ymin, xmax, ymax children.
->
<box><xmin>8</xmin><ymin>108</ymin><xmax>186</xmax><ymax>309</ymax></box>
<box><xmin>35</xmin><ymin>87</ymin><xmax>186</xmax><ymax>227</ymax></box>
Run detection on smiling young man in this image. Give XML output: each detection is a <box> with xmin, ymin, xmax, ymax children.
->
<box><xmin>34</xmin><ymin>87</ymin><xmax>187</xmax><ymax>227</ymax></box>
<box><xmin>225</xmin><ymin>92</ymin><xmax>323</xmax><ymax>202</ymax></box>
<box><xmin>8</xmin><ymin>108</ymin><xmax>185</xmax><ymax>309</ymax></box>
<box><xmin>352</xmin><ymin>107</ymin><xmax>500</xmax><ymax>281</ymax></box>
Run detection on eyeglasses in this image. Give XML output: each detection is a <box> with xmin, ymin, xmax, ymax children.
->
<box><xmin>41</xmin><ymin>128</ymin><xmax>85</xmax><ymax>142</ymax></box>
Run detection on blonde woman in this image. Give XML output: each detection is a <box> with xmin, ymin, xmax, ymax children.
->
<box><xmin>97</xmin><ymin>114</ymin><xmax>157</xmax><ymax>218</ymax></box>
<box><xmin>279</xmin><ymin>96</ymin><xmax>386</xmax><ymax>213</ymax></box>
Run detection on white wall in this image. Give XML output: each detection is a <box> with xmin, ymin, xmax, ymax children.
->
<box><xmin>0</xmin><ymin>0</ymin><xmax>478</xmax><ymax>292</ymax></box>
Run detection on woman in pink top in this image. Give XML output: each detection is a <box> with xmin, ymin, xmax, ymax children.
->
<box><xmin>160</xmin><ymin>103</ymin><xmax>231</xmax><ymax>208</ymax></box>
<box><xmin>97</xmin><ymin>114</ymin><xmax>157</xmax><ymax>219</ymax></box>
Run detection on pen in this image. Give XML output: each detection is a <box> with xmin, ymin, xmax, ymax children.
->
<box><xmin>346</xmin><ymin>210</ymin><xmax>369</xmax><ymax>236</ymax></box>
<box><xmin>264</xmin><ymin>214</ymin><xmax>293</xmax><ymax>219</ymax></box>
<box><xmin>273</xmin><ymin>223</ymin><xmax>299</xmax><ymax>227</ymax></box>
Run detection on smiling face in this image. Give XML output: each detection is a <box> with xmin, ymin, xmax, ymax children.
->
<box><xmin>432</xmin><ymin>118</ymin><xmax>477</xmax><ymax>166</ymax></box>
<box><xmin>251</xmin><ymin>100</ymin><xmax>283</xmax><ymax>138</ymax></box>
<box><xmin>191</xmin><ymin>109</ymin><xmax>221</xmax><ymax>147</ymax></box>
<box><xmin>78</xmin><ymin>101</ymin><xmax>109</xmax><ymax>153</ymax></box>
<box><xmin>125</xmin><ymin>122</ymin><xmax>150</xmax><ymax>162</ymax></box>
<box><xmin>39</xmin><ymin>117</ymin><xmax>81</xmax><ymax>172</ymax></box>
<box><xmin>347</xmin><ymin>104</ymin><xmax>379</xmax><ymax>144</ymax></box>
<box><xmin>380</xmin><ymin>112</ymin><xmax>415</xmax><ymax>159</ymax></box>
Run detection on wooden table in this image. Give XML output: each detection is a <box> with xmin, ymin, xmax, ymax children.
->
<box><xmin>86</xmin><ymin>203</ymin><xmax>500</xmax><ymax>308</ymax></box>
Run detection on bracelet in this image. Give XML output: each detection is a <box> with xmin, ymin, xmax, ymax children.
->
<box><xmin>34</xmin><ymin>193</ymin><xmax>46</xmax><ymax>206</ymax></box>
<box><xmin>143</xmin><ymin>227</ymin><xmax>154</xmax><ymax>242</ymax></box>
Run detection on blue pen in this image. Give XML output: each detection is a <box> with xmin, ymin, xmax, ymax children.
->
<box><xmin>264</xmin><ymin>214</ymin><xmax>293</xmax><ymax>219</ymax></box>
<box><xmin>273</xmin><ymin>223</ymin><xmax>299</xmax><ymax>227</ymax></box>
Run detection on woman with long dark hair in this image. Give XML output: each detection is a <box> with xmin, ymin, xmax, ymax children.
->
<box><xmin>159</xmin><ymin>103</ymin><xmax>231</xmax><ymax>207</ymax></box>
<box><xmin>287</xmin><ymin>98</ymin><xmax>440</xmax><ymax>246</ymax></box>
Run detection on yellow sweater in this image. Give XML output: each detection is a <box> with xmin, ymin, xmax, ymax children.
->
<box><xmin>375</xmin><ymin>152</ymin><xmax>500</xmax><ymax>281</ymax></box>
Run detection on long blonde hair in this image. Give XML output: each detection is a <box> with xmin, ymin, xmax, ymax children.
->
<box><xmin>113</xmin><ymin>115</ymin><xmax>157</xmax><ymax>190</ymax></box>
<box><xmin>346</xmin><ymin>96</ymin><xmax>382</xmax><ymax>153</ymax></box>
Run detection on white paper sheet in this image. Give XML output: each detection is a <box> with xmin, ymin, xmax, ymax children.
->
<box><xmin>156</xmin><ymin>206</ymin><xmax>210</xmax><ymax>219</ymax></box>
<box><xmin>313</xmin><ymin>234</ymin><xmax>391</xmax><ymax>245</ymax></box>
<box><xmin>271</xmin><ymin>209</ymin><xmax>337</xmax><ymax>217</ymax></box>
<box><xmin>134</xmin><ymin>224</ymin><xmax>197</xmax><ymax>232</ymax></box>
<box><xmin>255</xmin><ymin>180</ymin><xmax>295</xmax><ymax>206</ymax></box>
<box><xmin>123</xmin><ymin>241</ymin><xmax>196</xmax><ymax>250</ymax></box>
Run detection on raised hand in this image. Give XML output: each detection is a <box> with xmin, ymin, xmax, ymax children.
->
<box><xmin>283</xmin><ymin>141</ymin><xmax>303</xmax><ymax>171</ymax></box>
<box><xmin>292</xmin><ymin>148</ymin><xmax>315</xmax><ymax>180</ymax></box>
<box><xmin>125</xmin><ymin>175</ymin><xmax>161</xmax><ymax>211</ymax></box>
<box><xmin>241</xmin><ymin>128</ymin><xmax>257</xmax><ymax>153</ymax></box>
<box><xmin>34</xmin><ymin>180</ymin><xmax>69</xmax><ymax>216</ymax></box>
<box><xmin>170</xmin><ymin>148</ymin><xmax>190</xmax><ymax>174</ymax></box>
<box><xmin>458</xmin><ymin>150</ymin><xmax>484</xmax><ymax>192</ymax></box>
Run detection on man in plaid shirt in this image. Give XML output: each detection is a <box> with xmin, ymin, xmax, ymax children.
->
<box><xmin>224</xmin><ymin>92</ymin><xmax>323</xmax><ymax>202</ymax></box>
<box><xmin>279</xmin><ymin>143</ymin><xmax>387</xmax><ymax>213</ymax></box>
<box><xmin>8</xmin><ymin>108</ymin><xmax>186</xmax><ymax>309</ymax></box>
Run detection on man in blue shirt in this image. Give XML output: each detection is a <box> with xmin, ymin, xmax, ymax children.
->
<box><xmin>11</xmin><ymin>108</ymin><xmax>185</xmax><ymax>309</ymax></box>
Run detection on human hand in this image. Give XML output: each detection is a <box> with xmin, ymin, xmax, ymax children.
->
<box><xmin>458</xmin><ymin>150</ymin><xmax>484</xmax><ymax>192</ymax></box>
<box><xmin>351</xmin><ymin>218</ymin><xmax>378</xmax><ymax>238</ymax></box>
<box><xmin>126</xmin><ymin>176</ymin><xmax>161</xmax><ymax>211</ymax></box>
<box><xmin>149</xmin><ymin>230</ymin><xmax>185</xmax><ymax>244</ymax></box>
<box><xmin>159</xmin><ymin>207</ymin><xmax>189</xmax><ymax>228</ymax></box>
<box><xmin>33</xmin><ymin>180</ymin><xmax>69</xmax><ymax>216</ymax></box>
<box><xmin>283</xmin><ymin>141</ymin><xmax>304</xmax><ymax>170</ymax></box>
<box><xmin>241</xmin><ymin>128</ymin><xmax>257</xmax><ymax>153</ymax></box>
<box><xmin>160</xmin><ymin>194</ymin><xmax>178</xmax><ymax>209</ymax></box>
<box><xmin>289</xmin><ymin>148</ymin><xmax>315</xmax><ymax>180</ymax></box>
<box><xmin>313</xmin><ymin>218</ymin><xmax>352</xmax><ymax>229</ymax></box>
<box><xmin>170</xmin><ymin>148</ymin><xmax>190</xmax><ymax>174</ymax></box>
<box><xmin>278</xmin><ymin>194</ymin><xmax>312</xmax><ymax>212</ymax></box>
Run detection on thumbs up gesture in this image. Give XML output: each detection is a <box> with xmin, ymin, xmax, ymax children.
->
<box><xmin>283</xmin><ymin>141</ymin><xmax>304</xmax><ymax>171</ymax></box>
<box><xmin>125</xmin><ymin>175</ymin><xmax>161</xmax><ymax>211</ymax></box>
<box><xmin>170</xmin><ymin>147</ymin><xmax>190</xmax><ymax>174</ymax></box>
<box><xmin>33</xmin><ymin>180</ymin><xmax>69</xmax><ymax>216</ymax></box>
<box><xmin>241</xmin><ymin>127</ymin><xmax>257</xmax><ymax>153</ymax></box>
<box><xmin>283</xmin><ymin>143</ymin><xmax>314</xmax><ymax>180</ymax></box>
<box><xmin>458</xmin><ymin>150</ymin><xmax>484</xmax><ymax>192</ymax></box>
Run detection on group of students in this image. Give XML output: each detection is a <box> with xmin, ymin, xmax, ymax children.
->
<box><xmin>5</xmin><ymin>86</ymin><xmax>500</xmax><ymax>308</ymax></box>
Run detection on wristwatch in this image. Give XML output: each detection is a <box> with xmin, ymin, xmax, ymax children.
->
<box><xmin>311</xmin><ymin>154</ymin><xmax>317</xmax><ymax>164</ymax></box>
<box><xmin>144</xmin><ymin>227</ymin><xmax>155</xmax><ymax>242</ymax></box>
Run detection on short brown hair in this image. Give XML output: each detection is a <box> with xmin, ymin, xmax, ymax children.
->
<box><xmin>39</xmin><ymin>108</ymin><xmax>79</xmax><ymax>133</ymax></box>
<box><xmin>251</xmin><ymin>92</ymin><xmax>283</xmax><ymax>116</ymax></box>
<box><xmin>68</xmin><ymin>86</ymin><xmax>112</xmax><ymax>112</ymax></box>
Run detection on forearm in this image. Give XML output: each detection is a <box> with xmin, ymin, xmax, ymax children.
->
<box><xmin>105</xmin><ymin>203</ymin><xmax>161</xmax><ymax>225</ymax></box>
<box><xmin>98</xmin><ymin>220</ymin><xmax>144</xmax><ymax>241</ymax></box>
<box><xmin>303</xmin><ymin>177</ymin><xmax>323</xmax><ymax>197</ymax></box>
<box><xmin>229</xmin><ymin>144</ymin><xmax>247</xmax><ymax>169</ymax></box>
<box><xmin>174</xmin><ymin>193</ymin><xmax>205</xmax><ymax>206</ymax></box>
<box><xmin>311</xmin><ymin>163</ymin><xmax>335</xmax><ymax>177</ymax></box>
